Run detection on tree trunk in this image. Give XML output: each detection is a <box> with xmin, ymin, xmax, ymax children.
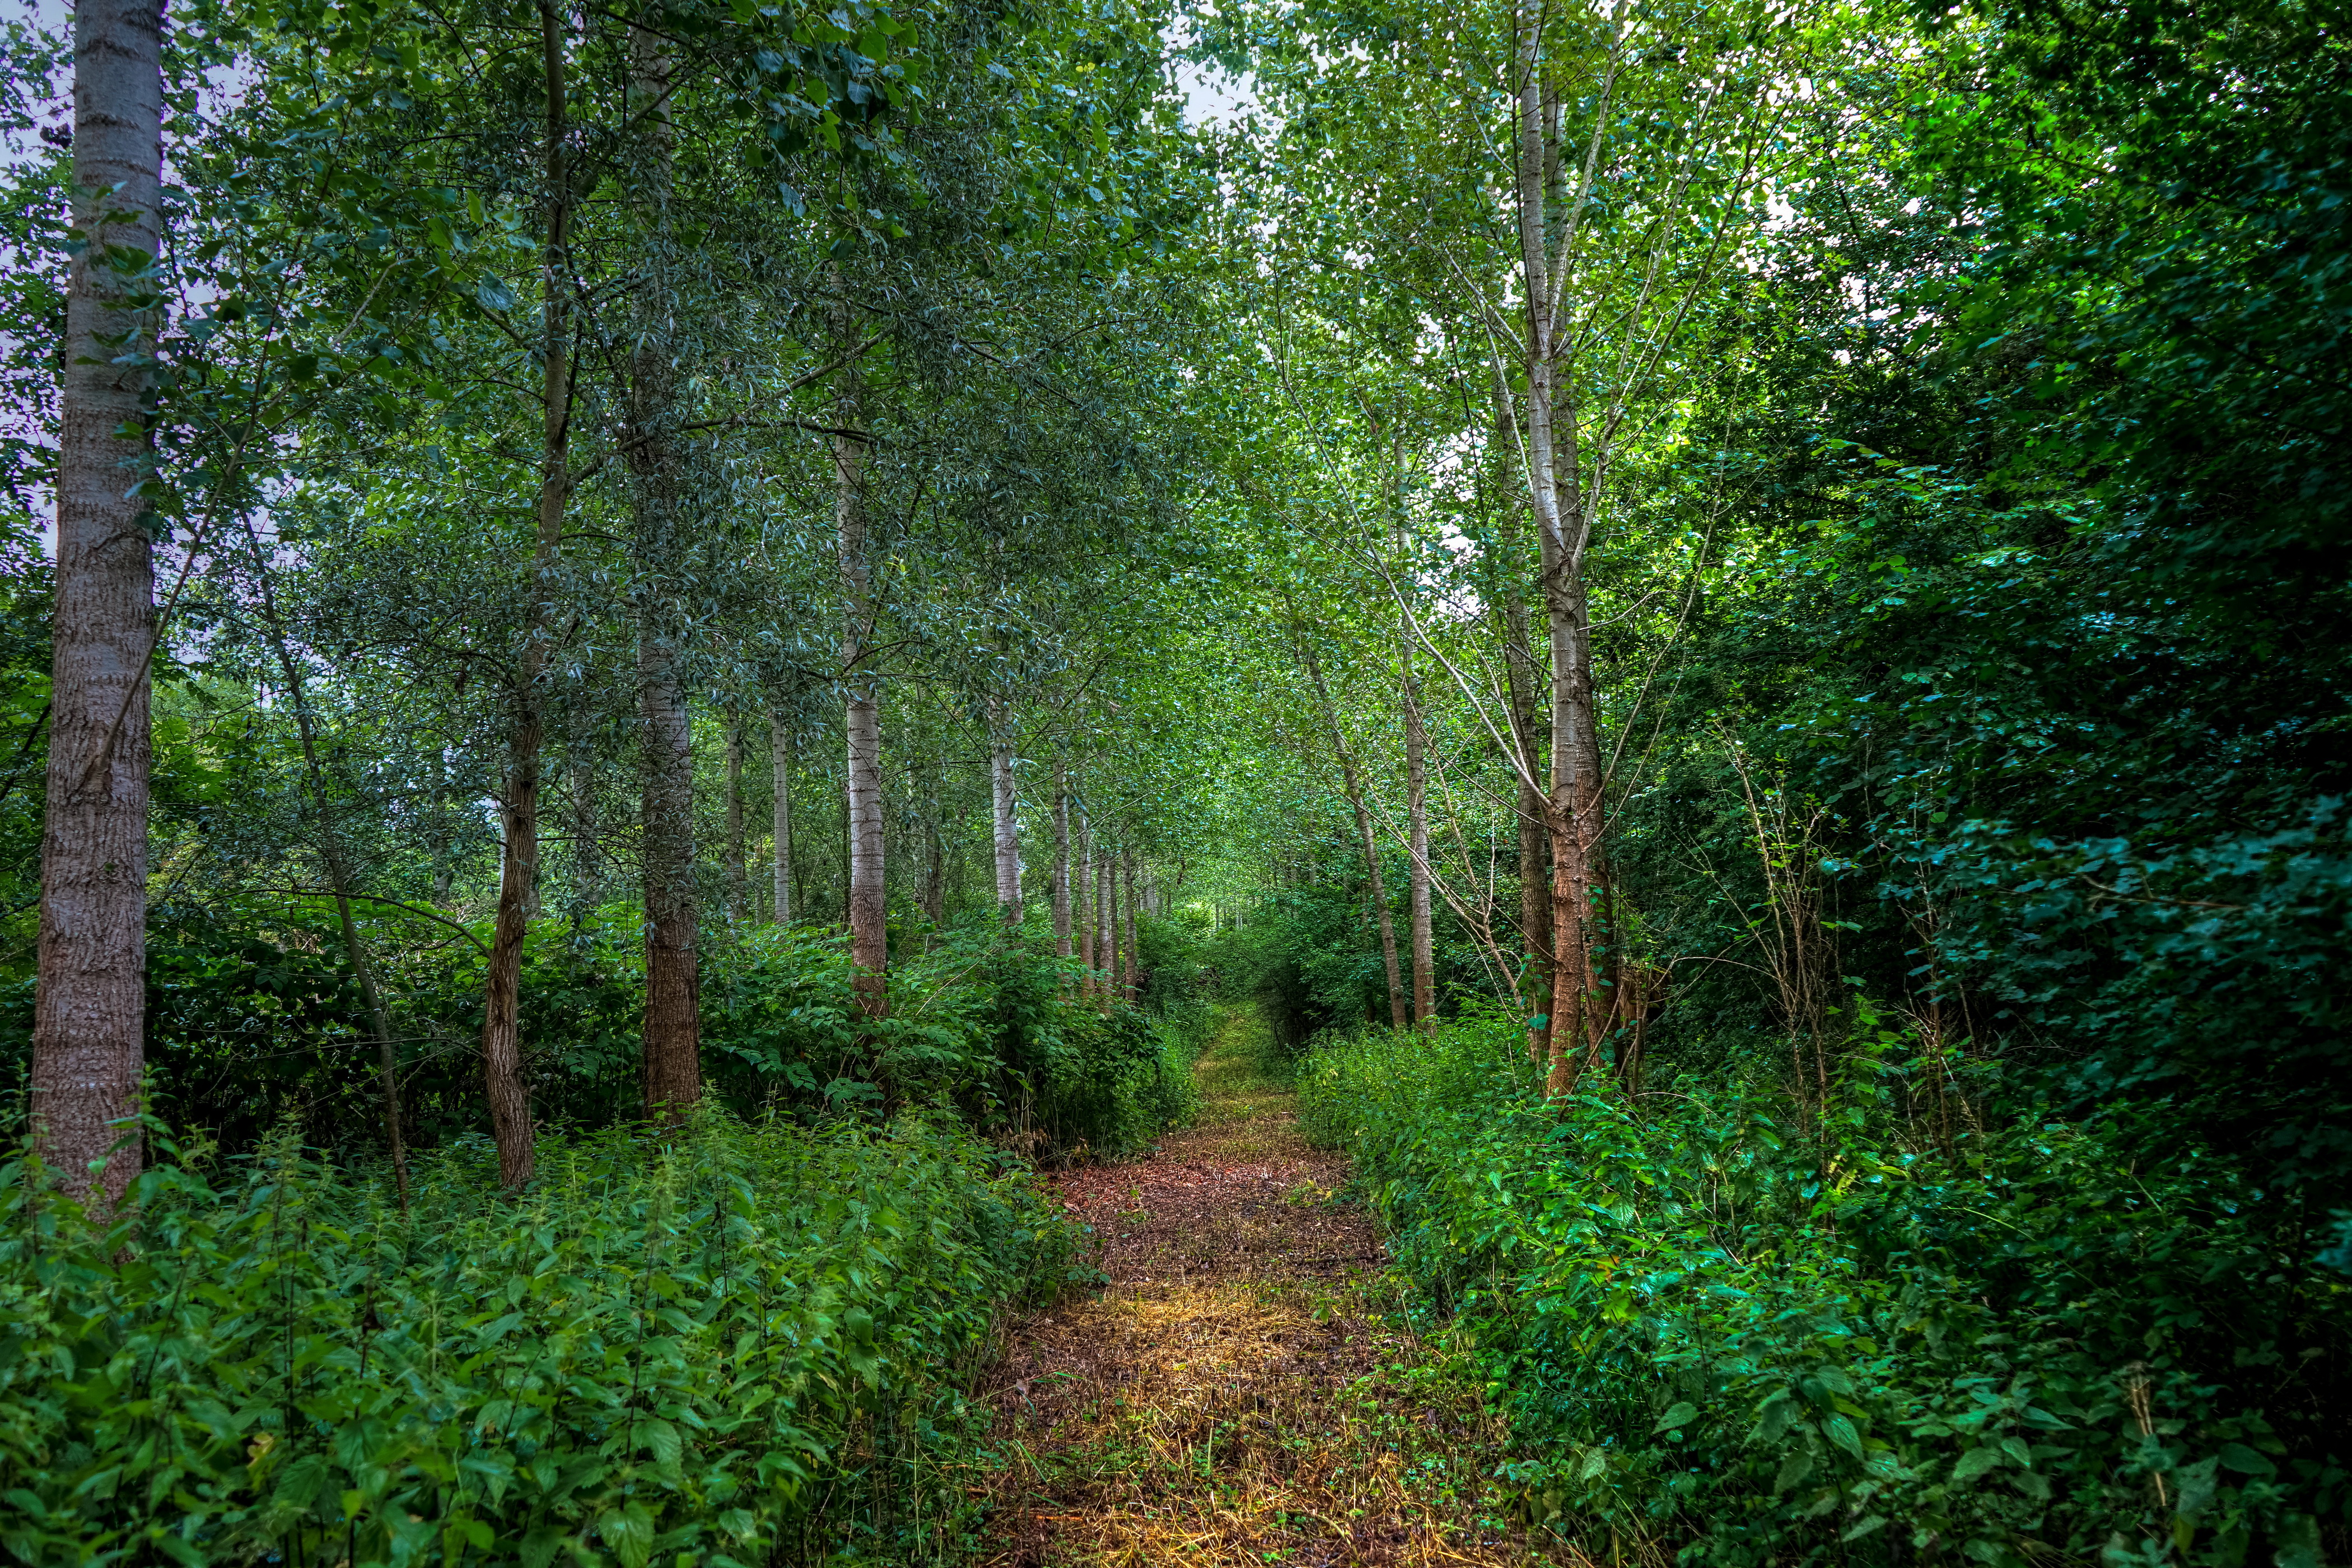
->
<box><xmin>1509</xmin><ymin>12</ymin><xmax>1613</xmax><ymax>1096</ymax></box>
<box><xmin>1095</xmin><ymin>843</ymin><xmax>1115</xmax><ymax>1007</ymax></box>
<box><xmin>1121</xmin><ymin>851</ymin><xmax>1140</xmax><ymax>1002</ymax></box>
<box><xmin>987</xmin><ymin>697</ymin><xmax>1021</xmax><ymax>921</ymax></box>
<box><xmin>834</xmin><ymin>276</ymin><xmax>886</xmax><ymax>1020</ymax></box>
<box><xmin>472</xmin><ymin>0</ymin><xmax>575</xmax><ymax>1191</ymax></box>
<box><xmin>1076</xmin><ymin>808</ymin><xmax>1095</xmax><ymax>988</ymax></box>
<box><xmin>32</xmin><ymin>0</ymin><xmax>165</xmax><ymax>1209</ymax></box>
<box><xmin>627</xmin><ymin>18</ymin><xmax>699</xmax><ymax>1122</ymax></box>
<box><xmin>242</xmin><ymin>526</ymin><xmax>412</xmax><ymax>1211</ymax></box>
<box><xmin>1504</xmin><ymin>580</ymin><xmax>1551</xmax><ymax>1057</ymax></box>
<box><xmin>1298</xmin><ymin>640</ymin><xmax>1407</xmax><ymax>1029</ymax></box>
<box><xmin>724</xmin><ymin>708</ymin><xmax>747</xmax><ymax>925</ymax></box>
<box><xmin>769</xmin><ymin>711</ymin><xmax>792</xmax><ymax>923</ymax></box>
<box><xmin>1402</xmin><ymin>634</ymin><xmax>1435</xmax><ymax>1031</ymax></box>
<box><xmin>1051</xmin><ymin>763</ymin><xmax>1072</xmax><ymax>956</ymax></box>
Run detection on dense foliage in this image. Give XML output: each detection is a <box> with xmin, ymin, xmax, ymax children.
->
<box><xmin>1303</xmin><ymin>1019</ymin><xmax>2349</xmax><ymax>1568</ymax></box>
<box><xmin>1</xmin><ymin>1112</ymin><xmax>1075</xmax><ymax>1565</ymax></box>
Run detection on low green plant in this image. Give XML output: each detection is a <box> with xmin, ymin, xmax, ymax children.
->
<box><xmin>0</xmin><ymin>1109</ymin><xmax>1077</xmax><ymax>1566</ymax></box>
<box><xmin>1300</xmin><ymin>1016</ymin><xmax>2350</xmax><ymax>1568</ymax></box>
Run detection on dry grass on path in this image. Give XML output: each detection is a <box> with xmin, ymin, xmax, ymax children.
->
<box><xmin>976</xmin><ymin>1009</ymin><xmax>1585</xmax><ymax>1568</ymax></box>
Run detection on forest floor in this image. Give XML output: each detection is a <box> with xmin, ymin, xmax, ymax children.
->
<box><xmin>974</xmin><ymin>1007</ymin><xmax>1582</xmax><ymax>1568</ymax></box>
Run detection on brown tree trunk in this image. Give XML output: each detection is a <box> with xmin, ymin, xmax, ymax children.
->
<box><xmin>1504</xmin><ymin>581</ymin><xmax>1551</xmax><ymax>1057</ymax></box>
<box><xmin>724</xmin><ymin>709</ymin><xmax>748</xmax><ymax>923</ymax></box>
<box><xmin>769</xmin><ymin>710</ymin><xmax>792</xmax><ymax>923</ymax></box>
<box><xmin>987</xmin><ymin>697</ymin><xmax>1021</xmax><ymax>921</ymax></box>
<box><xmin>1051</xmin><ymin>763</ymin><xmax>1072</xmax><ymax>956</ymax></box>
<box><xmin>834</xmin><ymin>277</ymin><xmax>886</xmax><ymax>1020</ymax></box>
<box><xmin>32</xmin><ymin>0</ymin><xmax>164</xmax><ymax>1209</ymax></box>
<box><xmin>473</xmin><ymin>0</ymin><xmax>574</xmax><ymax>1191</ymax></box>
<box><xmin>627</xmin><ymin>19</ymin><xmax>699</xmax><ymax>1122</ymax></box>
<box><xmin>1298</xmin><ymin>640</ymin><xmax>1407</xmax><ymax>1028</ymax></box>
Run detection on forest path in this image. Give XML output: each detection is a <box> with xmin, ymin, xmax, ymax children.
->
<box><xmin>977</xmin><ymin>1007</ymin><xmax>1574</xmax><ymax>1568</ymax></box>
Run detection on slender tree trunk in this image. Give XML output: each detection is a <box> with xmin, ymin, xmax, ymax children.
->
<box><xmin>31</xmin><ymin>0</ymin><xmax>165</xmax><ymax>1208</ymax></box>
<box><xmin>1401</xmin><ymin>635</ymin><xmax>1435</xmax><ymax>1031</ymax></box>
<box><xmin>1504</xmin><ymin>580</ymin><xmax>1551</xmax><ymax>1057</ymax></box>
<box><xmin>1076</xmin><ymin>809</ymin><xmax>1095</xmax><ymax>988</ymax></box>
<box><xmin>472</xmin><ymin>0</ymin><xmax>576</xmax><ymax>1189</ymax></box>
<box><xmin>1298</xmin><ymin>640</ymin><xmax>1407</xmax><ymax>1028</ymax></box>
<box><xmin>1051</xmin><ymin>764</ymin><xmax>1072</xmax><ymax>956</ymax></box>
<box><xmin>769</xmin><ymin>711</ymin><xmax>792</xmax><ymax>923</ymax></box>
<box><xmin>1120</xmin><ymin>851</ymin><xmax>1140</xmax><ymax>1002</ymax></box>
<box><xmin>724</xmin><ymin>709</ymin><xmax>747</xmax><ymax>924</ymax></box>
<box><xmin>1095</xmin><ymin>845</ymin><xmax>1115</xmax><ymax>1007</ymax></box>
<box><xmin>243</xmin><ymin>531</ymin><xmax>412</xmax><ymax>1211</ymax></box>
<box><xmin>987</xmin><ymin>697</ymin><xmax>1021</xmax><ymax>921</ymax></box>
<box><xmin>568</xmin><ymin>729</ymin><xmax>599</xmax><ymax>917</ymax></box>
<box><xmin>1511</xmin><ymin>12</ymin><xmax>1611</xmax><ymax>1096</ymax></box>
<box><xmin>833</xmin><ymin>274</ymin><xmax>886</xmax><ymax>1019</ymax></box>
<box><xmin>627</xmin><ymin>18</ymin><xmax>699</xmax><ymax>1121</ymax></box>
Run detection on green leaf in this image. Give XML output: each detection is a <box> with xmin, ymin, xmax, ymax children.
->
<box><xmin>1823</xmin><ymin>1414</ymin><xmax>1864</xmax><ymax>1460</ymax></box>
<box><xmin>1774</xmin><ymin>1450</ymin><xmax>1815</xmax><ymax>1494</ymax></box>
<box><xmin>1654</xmin><ymin>1401</ymin><xmax>1699</xmax><ymax>1433</ymax></box>
<box><xmin>1952</xmin><ymin>1445</ymin><xmax>2005</xmax><ymax>1483</ymax></box>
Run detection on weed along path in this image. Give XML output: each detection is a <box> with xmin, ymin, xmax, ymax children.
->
<box><xmin>977</xmin><ymin>1009</ymin><xmax>1571</xmax><ymax>1568</ymax></box>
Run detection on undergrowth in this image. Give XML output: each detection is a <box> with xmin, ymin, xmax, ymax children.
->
<box><xmin>1299</xmin><ymin>1015</ymin><xmax>2351</xmax><ymax>1568</ymax></box>
<box><xmin>0</xmin><ymin>1110</ymin><xmax>1080</xmax><ymax>1566</ymax></box>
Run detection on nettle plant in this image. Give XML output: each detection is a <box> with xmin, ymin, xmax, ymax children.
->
<box><xmin>0</xmin><ymin>1110</ymin><xmax>1076</xmax><ymax>1566</ymax></box>
<box><xmin>1301</xmin><ymin>1017</ymin><xmax>2348</xmax><ymax>1568</ymax></box>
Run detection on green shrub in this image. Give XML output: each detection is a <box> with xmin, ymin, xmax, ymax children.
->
<box><xmin>0</xmin><ymin>1110</ymin><xmax>1075</xmax><ymax>1566</ymax></box>
<box><xmin>1301</xmin><ymin>1018</ymin><xmax>2351</xmax><ymax>1568</ymax></box>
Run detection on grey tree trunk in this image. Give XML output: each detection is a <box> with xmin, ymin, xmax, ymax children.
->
<box><xmin>1075</xmin><ymin>808</ymin><xmax>1095</xmax><ymax>986</ymax></box>
<box><xmin>834</xmin><ymin>277</ymin><xmax>885</xmax><ymax>1019</ymax></box>
<box><xmin>769</xmin><ymin>711</ymin><xmax>792</xmax><ymax>923</ymax></box>
<box><xmin>987</xmin><ymin>697</ymin><xmax>1021</xmax><ymax>921</ymax></box>
<box><xmin>472</xmin><ymin>0</ymin><xmax>574</xmax><ymax>1186</ymax></box>
<box><xmin>724</xmin><ymin>710</ymin><xmax>747</xmax><ymax>924</ymax></box>
<box><xmin>1051</xmin><ymin>764</ymin><xmax>1072</xmax><ymax>955</ymax></box>
<box><xmin>1121</xmin><ymin>851</ymin><xmax>1140</xmax><ymax>1002</ymax></box>
<box><xmin>1095</xmin><ymin>843</ymin><xmax>1115</xmax><ymax>1005</ymax></box>
<box><xmin>1402</xmin><ymin>642</ymin><xmax>1435</xmax><ymax>1030</ymax></box>
<box><xmin>627</xmin><ymin>18</ymin><xmax>699</xmax><ymax>1121</ymax></box>
<box><xmin>32</xmin><ymin>0</ymin><xmax>164</xmax><ymax>1208</ymax></box>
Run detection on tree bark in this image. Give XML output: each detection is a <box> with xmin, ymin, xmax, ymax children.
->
<box><xmin>473</xmin><ymin>0</ymin><xmax>575</xmax><ymax>1191</ymax></box>
<box><xmin>1095</xmin><ymin>841</ymin><xmax>1115</xmax><ymax>1007</ymax></box>
<box><xmin>32</xmin><ymin>0</ymin><xmax>165</xmax><ymax>1209</ymax></box>
<box><xmin>627</xmin><ymin>17</ymin><xmax>699</xmax><ymax>1122</ymax></box>
<box><xmin>834</xmin><ymin>274</ymin><xmax>885</xmax><ymax>1020</ymax></box>
<box><xmin>1051</xmin><ymin>763</ymin><xmax>1072</xmax><ymax>956</ymax></box>
<box><xmin>1298</xmin><ymin>640</ymin><xmax>1407</xmax><ymax>1029</ymax></box>
<box><xmin>1510</xmin><ymin>11</ymin><xmax>1613</xmax><ymax>1096</ymax></box>
<box><xmin>724</xmin><ymin>709</ymin><xmax>747</xmax><ymax>923</ymax></box>
<box><xmin>1075</xmin><ymin>807</ymin><xmax>1095</xmax><ymax>987</ymax></box>
<box><xmin>1121</xmin><ymin>851</ymin><xmax>1140</xmax><ymax>1002</ymax></box>
<box><xmin>769</xmin><ymin>710</ymin><xmax>792</xmax><ymax>923</ymax></box>
<box><xmin>987</xmin><ymin>697</ymin><xmax>1021</xmax><ymax>921</ymax></box>
<box><xmin>1401</xmin><ymin>632</ymin><xmax>1435</xmax><ymax>1031</ymax></box>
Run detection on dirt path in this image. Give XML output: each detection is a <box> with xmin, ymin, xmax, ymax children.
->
<box><xmin>978</xmin><ymin>1008</ymin><xmax>1573</xmax><ymax>1568</ymax></box>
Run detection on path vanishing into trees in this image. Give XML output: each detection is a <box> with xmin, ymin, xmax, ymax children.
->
<box><xmin>977</xmin><ymin>1010</ymin><xmax>1579</xmax><ymax>1568</ymax></box>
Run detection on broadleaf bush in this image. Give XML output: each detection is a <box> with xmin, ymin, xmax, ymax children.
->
<box><xmin>1300</xmin><ymin>1016</ymin><xmax>2351</xmax><ymax>1568</ymax></box>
